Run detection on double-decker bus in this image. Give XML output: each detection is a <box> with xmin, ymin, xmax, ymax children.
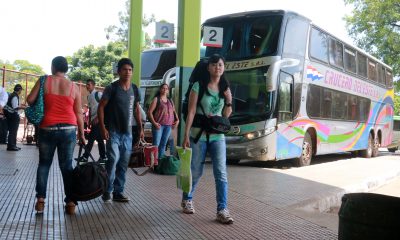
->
<box><xmin>202</xmin><ymin>10</ymin><xmax>394</xmax><ymax>166</ymax></box>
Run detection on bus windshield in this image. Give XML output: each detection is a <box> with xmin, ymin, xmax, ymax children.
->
<box><xmin>204</xmin><ymin>15</ymin><xmax>282</xmax><ymax>60</ymax></box>
<box><xmin>203</xmin><ymin>15</ymin><xmax>282</xmax><ymax>124</ymax></box>
<box><xmin>141</xmin><ymin>50</ymin><xmax>176</xmax><ymax>80</ymax></box>
<box><xmin>224</xmin><ymin>66</ymin><xmax>273</xmax><ymax>124</ymax></box>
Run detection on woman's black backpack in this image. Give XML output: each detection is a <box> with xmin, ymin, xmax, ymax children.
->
<box><xmin>182</xmin><ymin>59</ymin><xmax>208</xmax><ymax>122</ymax></box>
<box><xmin>71</xmin><ymin>145</ymin><xmax>108</xmax><ymax>201</ymax></box>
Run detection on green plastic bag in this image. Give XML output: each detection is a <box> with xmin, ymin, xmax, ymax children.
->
<box><xmin>176</xmin><ymin>147</ymin><xmax>192</xmax><ymax>194</ymax></box>
<box><xmin>154</xmin><ymin>155</ymin><xmax>181</xmax><ymax>175</ymax></box>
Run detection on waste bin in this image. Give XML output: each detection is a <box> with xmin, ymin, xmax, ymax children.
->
<box><xmin>339</xmin><ymin>193</ymin><xmax>400</xmax><ymax>240</ymax></box>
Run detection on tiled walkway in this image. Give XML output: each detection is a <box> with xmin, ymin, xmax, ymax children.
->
<box><xmin>0</xmin><ymin>144</ymin><xmax>337</xmax><ymax>240</ymax></box>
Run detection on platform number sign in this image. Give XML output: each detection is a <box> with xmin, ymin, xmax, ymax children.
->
<box><xmin>203</xmin><ymin>26</ymin><xmax>223</xmax><ymax>48</ymax></box>
<box><xmin>155</xmin><ymin>22</ymin><xmax>174</xmax><ymax>43</ymax></box>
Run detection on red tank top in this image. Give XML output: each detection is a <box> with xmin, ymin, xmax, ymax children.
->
<box><xmin>40</xmin><ymin>76</ymin><xmax>77</xmax><ymax>127</ymax></box>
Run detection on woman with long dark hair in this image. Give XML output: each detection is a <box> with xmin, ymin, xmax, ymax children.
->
<box><xmin>181</xmin><ymin>54</ymin><xmax>234</xmax><ymax>224</ymax></box>
<box><xmin>147</xmin><ymin>83</ymin><xmax>179</xmax><ymax>158</ymax></box>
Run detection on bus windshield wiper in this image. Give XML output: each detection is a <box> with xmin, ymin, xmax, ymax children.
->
<box><xmin>229</xmin><ymin>113</ymin><xmax>251</xmax><ymax>119</ymax></box>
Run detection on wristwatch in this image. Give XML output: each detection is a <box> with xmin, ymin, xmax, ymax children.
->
<box><xmin>225</xmin><ymin>102</ymin><xmax>232</xmax><ymax>107</ymax></box>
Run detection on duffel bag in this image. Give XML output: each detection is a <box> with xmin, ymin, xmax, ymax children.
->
<box><xmin>71</xmin><ymin>144</ymin><xmax>108</xmax><ymax>201</ymax></box>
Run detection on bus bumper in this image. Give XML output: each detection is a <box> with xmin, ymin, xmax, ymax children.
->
<box><xmin>225</xmin><ymin>134</ymin><xmax>276</xmax><ymax>161</ymax></box>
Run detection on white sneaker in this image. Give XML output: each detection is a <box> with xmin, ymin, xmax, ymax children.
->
<box><xmin>216</xmin><ymin>209</ymin><xmax>234</xmax><ymax>224</ymax></box>
<box><xmin>181</xmin><ymin>200</ymin><xmax>195</xmax><ymax>214</ymax></box>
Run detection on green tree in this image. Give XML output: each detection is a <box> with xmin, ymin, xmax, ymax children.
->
<box><xmin>104</xmin><ymin>0</ymin><xmax>156</xmax><ymax>49</ymax></box>
<box><xmin>344</xmin><ymin>0</ymin><xmax>400</xmax><ymax>76</ymax></box>
<box><xmin>67</xmin><ymin>41</ymin><xmax>127</xmax><ymax>87</ymax></box>
<box><xmin>13</xmin><ymin>60</ymin><xmax>45</xmax><ymax>75</ymax></box>
<box><xmin>394</xmin><ymin>94</ymin><xmax>400</xmax><ymax>115</ymax></box>
<box><xmin>0</xmin><ymin>59</ymin><xmax>44</xmax><ymax>100</ymax></box>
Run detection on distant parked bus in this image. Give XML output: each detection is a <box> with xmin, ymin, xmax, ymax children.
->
<box><xmin>202</xmin><ymin>10</ymin><xmax>394</xmax><ymax>166</ymax></box>
<box><xmin>387</xmin><ymin>115</ymin><xmax>400</xmax><ymax>152</ymax></box>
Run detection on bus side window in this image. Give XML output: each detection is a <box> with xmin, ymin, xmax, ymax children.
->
<box><xmin>307</xmin><ymin>84</ymin><xmax>322</xmax><ymax>118</ymax></box>
<box><xmin>359</xmin><ymin>98</ymin><xmax>370</xmax><ymax>121</ymax></box>
<box><xmin>283</xmin><ymin>18</ymin><xmax>309</xmax><ymax>58</ymax></box>
<box><xmin>322</xmin><ymin>89</ymin><xmax>332</xmax><ymax>119</ymax></box>
<box><xmin>357</xmin><ymin>53</ymin><xmax>368</xmax><ymax>78</ymax></box>
<box><xmin>332</xmin><ymin>91</ymin><xmax>347</xmax><ymax>120</ymax></box>
<box><xmin>329</xmin><ymin>38</ymin><xmax>344</xmax><ymax>68</ymax></box>
<box><xmin>310</xmin><ymin>28</ymin><xmax>328</xmax><ymax>63</ymax></box>
<box><xmin>344</xmin><ymin>47</ymin><xmax>357</xmax><ymax>74</ymax></box>
<box><xmin>347</xmin><ymin>96</ymin><xmax>359</xmax><ymax>121</ymax></box>
<box><xmin>368</xmin><ymin>60</ymin><xmax>377</xmax><ymax>82</ymax></box>
<box><xmin>386</xmin><ymin>70</ymin><xmax>393</xmax><ymax>88</ymax></box>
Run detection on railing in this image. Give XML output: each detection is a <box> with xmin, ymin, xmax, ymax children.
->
<box><xmin>1</xmin><ymin>66</ymin><xmax>104</xmax><ymax>143</ymax></box>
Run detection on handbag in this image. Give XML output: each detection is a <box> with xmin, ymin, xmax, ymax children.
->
<box><xmin>191</xmin><ymin>103</ymin><xmax>231</xmax><ymax>143</ymax></box>
<box><xmin>25</xmin><ymin>75</ymin><xmax>46</xmax><ymax>125</ymax></box>
<box><xmin>129</xmin><ymin>140</ymin><xmax>158</xmax><ymax>176</ymax></box>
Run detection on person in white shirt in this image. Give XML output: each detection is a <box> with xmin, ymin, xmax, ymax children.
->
<box><xmin>78</xmin><ymin>79</ymin><xmax>107</xmax><ymax>164</ymax></box>
<box><xmin>4</xmin><ymin>84</ymin><xmax>25</xmax><ymax>150</ymax></box>
<box><xmin>0</xmin><ymin>86</ymin><xmax>9</xmax><ymax>144</ymax></box>
<box><xmin>0</xmin><ymin>86</ymin><xmax>7</xmax><ymax>108</ymax></box>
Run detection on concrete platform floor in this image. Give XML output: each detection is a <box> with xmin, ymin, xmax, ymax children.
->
<box><xmin>0</xmin><ymin>143</ymin><xmax>340</xmax><ymax>240</ymax></box>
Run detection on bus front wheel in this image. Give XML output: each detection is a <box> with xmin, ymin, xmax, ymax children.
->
<box><xmin>293</xmin><ymin>132</ymin><xmax>312</xmax><ymax>167</ymax></box>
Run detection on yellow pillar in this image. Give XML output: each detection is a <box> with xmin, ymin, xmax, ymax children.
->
<box><xmin>128</xmin><ymin>0</ymin><xmax>143</xmax><ymax>86</ymax></box>
<box><xmin>176</xmin><ymin>0</ymin><xmax>202</xmax><ymax>144</ymax></box>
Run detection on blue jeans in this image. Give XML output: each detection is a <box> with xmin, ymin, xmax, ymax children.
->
<box><xmin>152</xmin><ymin>125</ymin><xmax>171</xmax><ymax>158</ymax></box>
<box><xmin>105</xmin><ymin>131</ymin><xmax>132</xmax><ymax>194</ymax></box>
<box><xmin>182</xmin><ymin>138</ymin><xmax>228</xmax><ymax>211</ymax></box>
<box><xmin>36</xmin><ymin>126</ymin><xmax>76</xmax><ymax>203</ymax></box>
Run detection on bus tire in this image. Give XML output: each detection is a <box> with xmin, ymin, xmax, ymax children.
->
<box><xmin>227</xmin><ymin>159</ymin><xmax>240</xmax><ymax>165</ymax></box>
<box><xmin>360</xmin><ymin>134</ymin><xmax>373</xmax><ymax>158</ymax></box>
<box><xmin>293</xmin><ymin>132</ymin><xmax>312</xmax><ymax>167</ymax></box>
<box><xmin>371</xmin><ymin>135</ymin><xmax>379</xmax><ymax>157</ymax></box>
<box><xmin>388</xmin><ymin>147</ymin><xmax>398</xmax><ymax>153</ymax></box>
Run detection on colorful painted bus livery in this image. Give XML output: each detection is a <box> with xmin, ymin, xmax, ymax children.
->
<box><xmin>202</xmin><ymin>10</ymin><xmax>394</xmax><ymax>166</ymax></box>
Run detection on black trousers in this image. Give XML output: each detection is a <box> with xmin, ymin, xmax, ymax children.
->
<box><xmin>83</xmin><ymin>123</ymin><xmax>106</xmax><ymax>159</ymax></box>
<box><xmin>0</xmin><ymin>117</ymin><xmax>8</xmax><ymax>143</ymax></box>
<box><xmin>6</xmin><ymin>114</ymin><xmax>19</xmax><ymax>148</ymax></box>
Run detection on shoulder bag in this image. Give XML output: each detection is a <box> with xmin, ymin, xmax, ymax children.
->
<box><xmin>25</xmin><ymin>75</ymin><xmax>46</xmax><ymax>125</ymax></box>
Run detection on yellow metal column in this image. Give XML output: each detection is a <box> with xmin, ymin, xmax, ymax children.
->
<box><xmin>176</xmin><ymin>0</ymin><xmax>202</xmax><ymax>144</ymax></box>
<box><xmin>128</xmin><ymin>0</ymin><xmax>143</xmax><ymax>86</ymax></box>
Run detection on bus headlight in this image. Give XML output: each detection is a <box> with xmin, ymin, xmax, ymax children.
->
<box><xmin>244</xmin><ymin>126</ymin><xmax>276</xmax><ymax>140</ymax></box>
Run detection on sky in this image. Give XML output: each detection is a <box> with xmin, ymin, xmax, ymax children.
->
<box><xmin>0</xmin><ymin>0</ymin><xmax>353</xmax><ymax>73</ymax></box>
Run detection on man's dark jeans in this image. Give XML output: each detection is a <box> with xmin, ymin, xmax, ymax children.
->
<box><xmin>83</xmin><ymin>123</ymin><xmax>106</xmax><ymax>159</ymax></box>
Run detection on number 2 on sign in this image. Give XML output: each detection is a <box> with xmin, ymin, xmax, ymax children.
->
<box><xmin>203</xmin><ymin>26</ymin><xmax>223</xmax><ymax>48</ymax></box>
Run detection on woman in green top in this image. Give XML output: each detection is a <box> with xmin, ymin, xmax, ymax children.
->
<box><xmin>181</xmin><ymin>54</ymin><xmax>234</xmax><ymax>224</ymax></box>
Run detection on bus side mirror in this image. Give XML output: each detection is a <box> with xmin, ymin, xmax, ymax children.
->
<box><xmin>163</xmin><ymin>67</ymin><xmax>176</xmax><ymax>86</ymax></box>
<box><xmin>265</xmin><ymin>58</ymin><xmax>299</xmax><ymax>91</ymax></box>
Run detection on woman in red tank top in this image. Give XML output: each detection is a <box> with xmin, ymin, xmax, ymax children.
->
<box><xmin>27</xmin><ymin>56</ymin><xmax>85</xmax><ymax>215</ymax></box>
